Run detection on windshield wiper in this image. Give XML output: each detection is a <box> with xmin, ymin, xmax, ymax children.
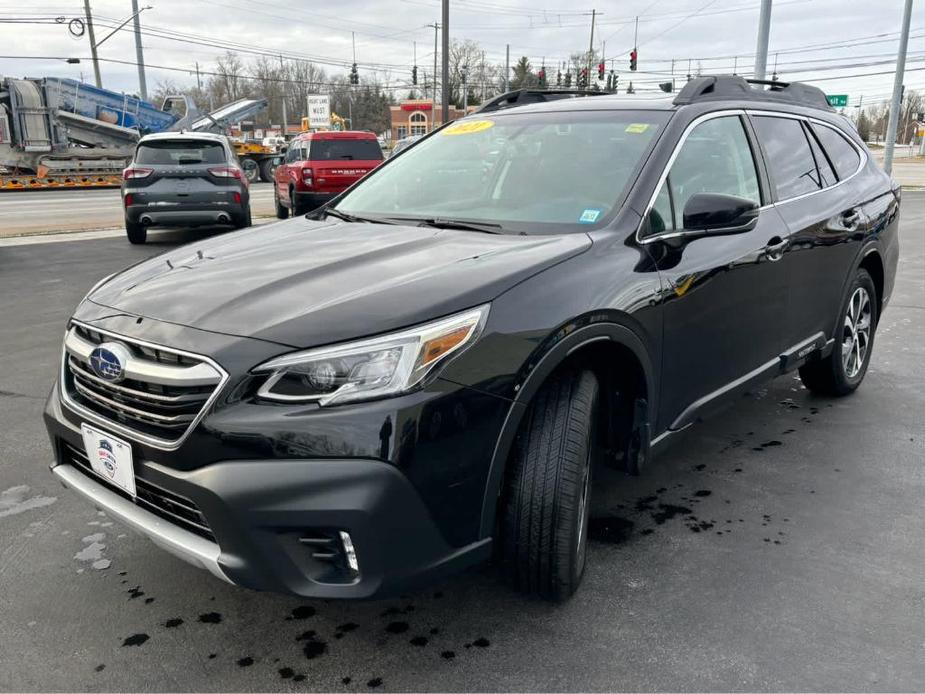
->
<box><xmin>319</xmin><ymin>207</ymin><xmax>388</xmax><ymax>224</ymax></box>
<box><xmin>398</xmin><ymin>217</ymin><xmax>505</xmax><ymax>234</ymax></box>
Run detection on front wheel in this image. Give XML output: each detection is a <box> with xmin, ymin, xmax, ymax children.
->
<box><xmin>799</xmin><ymin>268</ymin><xmax>877</xmax><ymax>396</ymax></box>
<box><xmin>500</xmin><ymin>369</ymin><xmax>599</xmax><ymax>602</ymax></box>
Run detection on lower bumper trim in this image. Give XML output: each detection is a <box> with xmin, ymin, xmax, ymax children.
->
<box><xmin>52</xmin><ymin>463</ymin><xmax>232</xmax><ymax>585</ymax></box>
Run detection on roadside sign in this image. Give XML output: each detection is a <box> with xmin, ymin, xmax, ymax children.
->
<box><xmin>826</xmin><ymin>94</ymin><xmax>848</xmax><ymax>108</ymax></box>
<box><xmin>307</xmin><ymin>95</ymin><xmax>331</xmax><ymax>129</ymax></box>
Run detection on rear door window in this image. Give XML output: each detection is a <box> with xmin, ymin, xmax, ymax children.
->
<box><xmin>135</xmin><ymin>140</ymin><xmax>226</xmax><ymax>165</ymax></box>
<box><xmin>752</xmin><ymin>116</ymin><xmax>823</xmax><ymax>200</ymax></box>
<box><xmin>811</xmin><ymin>124</ymin><xmax>862</xmax><ymax>180</ymax></box>
<box><xmin>309</xmin><ymin>139</ymin><xmax>383</xmax><ymax>161</ymax></box>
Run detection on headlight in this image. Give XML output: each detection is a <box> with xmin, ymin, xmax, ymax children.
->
<box><xmin>253</xmin><ymin>304</ymin><xmax>489</xmax><ymax>406</ymax></box>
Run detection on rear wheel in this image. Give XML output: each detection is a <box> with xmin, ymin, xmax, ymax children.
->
<box><xmin>290</xmin><ymin>188</ymin><xmax>305</xmax><ymax>216</ymax></box>
<box><xmin>500</xmin><ymin>369</ymin><xmax>599</xmax><ymax>602</ymax></box>
<box><xmin>125</xmin><ymin>219</ymin><xmax>146</xmax><ymax>244</ymax></box>
<box><xmin>275</xmin><ymin>186</ymin><xmax>289</xmax><ymax>219</ymax></box>
<box><xmin>234</xmin><ymin>205</ymin><xmax>252</xmax><ymax>229</ymax></box>
<box><xmin>259</xmin><ymin>158</ymin><xmax>276</xmax><ymax>183</ymax></box>
<box><xmin>799</xmin><ymin>268</ymin><xmax>877</xmax><ymax>396</ymax></box>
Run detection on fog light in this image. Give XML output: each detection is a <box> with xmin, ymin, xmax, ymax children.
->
<box><xmin>339</xmin><ymin>531</ymin><xmax>359</xmax><ymax>572</ymax></box>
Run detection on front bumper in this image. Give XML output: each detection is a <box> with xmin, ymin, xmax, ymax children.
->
<box><xmin>45</xmin><ymin>375</ymin><xmax>500</xmax><ymax>598</ymax></box>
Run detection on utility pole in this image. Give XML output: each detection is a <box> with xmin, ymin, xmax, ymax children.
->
<box><xmin>83</xmin><ymin>0</ymin><xmax>102</xmax><ymax>88</ymax></box>
<box><xmin>431</xmin><ymin>22</ymin><xmax>439</xmax><ymax>124</ymax></box>
<box><xmin>279</xmin><ymin>55</ymin><xmax>288</xmax><ymax>135</ymax></box>
<box><xmin>349</xmin><ymin>32</ymin><xmax>356</xmax><ymax>130</ymax></box>
<box><xmin>504</xmin><ymin>44</ymin><xmax>510</xmax><ymax>92</ymax></box>
<box><xmin>441</xmin><ymin>0</ymin><xmax>449</xmax><ymax>123</ymax></box>
<box><xmin>131</xmin><ymin>0</ymin><xmax>147</xmax><ymax>99</ymax></box>
<box><xmin>195</xmin><ymin>62</ymin><xmax>202</xmax><ymax>91</ymax></box>
<box><xmin>462</xmin><ymin>64</ymin><xmax>469</xmax><ymax>115</ymax></box>
<box><xmin>885</xmin><ymin>0</ymin><xmax>914</xmax><ymax>174</ymax></box>
<box><xmin>587</xmin><ymin>9</ymin><xmax>596</xmax><ymax>82</ymax></box>
<box><xmin>753</xmin><ymin>0</ymin><xmax>772</xmax><ymax>80</ymax></box>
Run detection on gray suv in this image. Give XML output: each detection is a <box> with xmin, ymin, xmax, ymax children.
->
<box><xmin>122</xmin><ymin>132</ymin><xmax>251</xmax><ymax>244</ymax></box>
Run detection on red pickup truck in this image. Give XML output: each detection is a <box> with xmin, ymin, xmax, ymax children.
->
<box><xmin>274</xmin><ymin>131</ymin><xmax>384</xmax><ymax>217</ymax></box>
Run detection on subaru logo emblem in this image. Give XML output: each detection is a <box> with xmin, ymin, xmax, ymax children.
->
<box><xmin>88</xmin><ymin>342</ymin><xmax>131</xmax><ymax>383</ymax></box>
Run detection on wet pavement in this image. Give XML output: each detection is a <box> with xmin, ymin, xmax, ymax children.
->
<box><xmin>1</xmin><ymin>195</ymin><xmax>924</xmax><ymax>691</ymax></box>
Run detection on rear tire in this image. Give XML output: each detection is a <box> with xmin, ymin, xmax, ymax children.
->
<box><xmin>126</xmin><ymin>220</ymin><xmax>146</xmax><ymax>244</ymax></box>
<box><xmin>500</xmin><ymin>369</ymin><xmax>599</xmax><ymax>602</ymax></box>
<box><xmin>234</xmin><ymin>205</ymin><xmax>252</xmax><ymax>229</ymax></box>
<box><xmin>290</xmin><ymin>188</ymin><xmax>305</xmax><ymax>216</ymax></box>
<box><xmin>275</xmin><ymin>187</ymin><xmax>289</xmax><ymax>219</ymax></box>
<box><xmin>258</xmin><ymin>158</ymin><xmax>276</xmax><ymax>183</ymax></box>
<box><xmin>799</xmin><ymin>268</ymin><xmax>877</xmax><ymax>396</ymax></box>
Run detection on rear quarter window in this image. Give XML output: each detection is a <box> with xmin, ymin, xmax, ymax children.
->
<box><xmin>811</xmin><ymin>124</ymin><xmax>862</xmax><ymax>180</ymax></box>
<box><xmin>135</xmin><ymin>140</ymin><xmax>226</xmax><ymax>165</ymax></box>
<box><xmin>752</xmin><ymin>116</ymin><xmax>823</xmax><ymax>200</ymax></box>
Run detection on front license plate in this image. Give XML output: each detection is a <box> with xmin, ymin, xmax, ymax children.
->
<box><xmin>80</xmin><ymin>424</ymin><xmax>136</xmax><ymax>497</ymax></box>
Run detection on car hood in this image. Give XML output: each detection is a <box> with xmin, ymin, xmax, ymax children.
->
<box><xmin>89</xmin><ymin>218</ymin><xmax>591</xmax><ymax>348</ymax></box>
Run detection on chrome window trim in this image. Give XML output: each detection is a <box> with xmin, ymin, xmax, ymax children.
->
<box><xmin>636</xmin><ymin>108</ymin><xmax>868</xmax><ymax>245</ymax></box>
<box><xmin>60</xmin><ymin>319</ymin><xmax>230</xmax><ymax>451</ymax></box>
<box><xmin>744</xmin><ymin>109</ymin><xmax>868</xmax><ymax>206</ymax></box>
<box><xmin>635</xmin><ymin>109</ymin><xmax>749</xmax><ymax>245</ymax></box>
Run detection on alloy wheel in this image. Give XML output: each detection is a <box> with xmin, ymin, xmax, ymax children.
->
<box><xmin>842</xmin><ymin>286</ymin><xmax>872</xmax><ymax>379</ymax></box>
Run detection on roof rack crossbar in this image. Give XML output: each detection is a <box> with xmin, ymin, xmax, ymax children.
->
<box><xmin>673</xmin><ymin>75</ymin><xmax>833</xmax><ymax>112</ymax></box>
<box><xmin>475</xmin><ymin>88</ymin><xmax>607</xmax><ymax>114</ymax></box>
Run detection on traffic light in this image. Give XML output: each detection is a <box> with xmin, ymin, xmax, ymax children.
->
<box><xmin>412</xmin><ymin>65</ymin><xmax>418</xmax><ymax>85</ymax></box>
<box><xmin>537</xmin><ymin>67</ymin><xmax>546</xmax><ymax>87</ymax></box>
<box><xmin>598</xmin><ymin>62</ymin><xmax>605</xmax><ymax>80</ymax></box>
<box><xmin>350</xmin><ymin>63</ymin><xmax>358</xmax><ymax>85</ymax></box>
<box><xmin>556</xmin><ymin>70</ymin><xmax>562</xmax><ymax>86</ymax></box>
<box><xmin>629</xmin><ymin>49</ymin><xmax>637</xmax><ymax>72</ymax></box>
<box><xmin>579</xmin><ymin>67</ymin><xmax>588</xmax><ymax>87</ymax></box>
<box><xmin>564</xmin><ymin>70</ymin><xmax>572</xmax><ymax>87</ymax></box>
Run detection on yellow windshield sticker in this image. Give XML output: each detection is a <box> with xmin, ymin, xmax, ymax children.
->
<box><xmin>625</xmin><ymin>123</ymin><xmax>650</xmax><ymax>134</ymax></box>
<box><xmin>442</xmin><ymin>120</ymin><xmax>494</xmax><ymax>135</ymax></box>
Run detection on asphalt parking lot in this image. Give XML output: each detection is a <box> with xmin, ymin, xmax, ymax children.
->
<box><xmin>1</xmin><ymin>194</ymin><xmax>924</xmax><ymax>692</ymax></box>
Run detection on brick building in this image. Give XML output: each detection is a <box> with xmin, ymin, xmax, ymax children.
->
<box><xmin>389</xmin><ymin>99</ymin><xmax>468</xmax><ymax>141</ymax></box>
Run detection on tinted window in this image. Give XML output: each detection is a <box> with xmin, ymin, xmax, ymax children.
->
<box><xmin>337</xmin><ymin>110</ymin><xmax>669</xmax><ymax>233</ymax></box>
<box><xmin>804</xmin><ymin>124</ymin><xmax>836</xmax><ymax>188</ymax></box>
<box><xmin>753</xmin><ymin>116</ymin><xmax>822</xmax><ymax>199</ymax></box>
<box><xmin>812</xmin><ymin>124</ymin><xmax>861</xmax><ymax>180</ymax></box>
<box><xmin>649</xmin><ymin>116</ymin><xmax>759</xmax><ymax>232</ymax></box>
<box><xmin>135</xmin><ymin>140</ymin><xmax>225</xmax><ymax>165</ymax></box>
<box><xmin>309</xmin><ymin>139</ymin><xmax>383</xmax><ymax>161</ymax></box>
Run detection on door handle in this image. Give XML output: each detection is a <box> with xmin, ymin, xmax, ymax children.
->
<box><xmin>764</xmin><ymin>236</ymin><xmax>788</xmax><ymax>261</ymax></box>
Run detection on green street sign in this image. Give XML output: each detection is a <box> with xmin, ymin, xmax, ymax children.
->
<box><xmin>826</xmin><ymin>94</ymin><xmax>849</xmax><ymax>107</ymax></box>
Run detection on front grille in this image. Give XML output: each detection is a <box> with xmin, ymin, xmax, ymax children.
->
<box><xmin>62</xmin><ymin>440</ymin><xmax>216</xmax><ymax>543</ymax></box>
<box><xmin>62</xmin><ymin>323</ymin><xmax>225</xmax><ymax>447</ymax></box>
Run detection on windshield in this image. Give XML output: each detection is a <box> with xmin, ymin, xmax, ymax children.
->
<box><xmin>310</xmin><ymin>139</ymin><xmax>383</xmax><ymax>161</ymax></box>
<box><xmin>335</xmin><ymin>109</ymin><xmax>669</xmax><ymax>233</ymax></box>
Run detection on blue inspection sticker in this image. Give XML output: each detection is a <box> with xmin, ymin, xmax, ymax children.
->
<box><xmin>579</xmin><ymin>208</ymin><xmax>602</xmax><ymax>224</ymax></box>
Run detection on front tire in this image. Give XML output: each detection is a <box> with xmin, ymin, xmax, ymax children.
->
<box><xmin>799</xmin><ymin>268</ymin><xmax>877</xmax><ymax>396</ymax></box>
<box><xmin>125</xmin><ymin>219</ymin><xmax>146</xmax><ymax>244</ymax></box>
<box><xmin>500</xmin><ymin>369</ymin><xmax>599</xmax><ymax>602</ymax></box>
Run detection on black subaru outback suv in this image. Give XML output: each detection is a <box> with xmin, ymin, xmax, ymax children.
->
<box><xmin>45</xmin><ymin>77</ymin><xmax>899</xmax><ymax>601</ymax></box>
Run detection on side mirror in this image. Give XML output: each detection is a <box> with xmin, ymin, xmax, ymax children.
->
<box><xmin>279</xmin><ymin>144</ymin><xmax>288</xmax><ymax>154</ymax></box>
<box><xmin>272</xmin><ymin>156</ymin><xmax>284</xmax><ymax>165</ymax></box>
<box><xmin>682</xmin><ymin>193</ymin><xmax>759</xmax><ymax>234</ymax></box>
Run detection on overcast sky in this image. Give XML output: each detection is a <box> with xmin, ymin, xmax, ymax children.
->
<box><xmin>1</xmin><ymin>0</ymin><xmax>924</xmax><ymax>107</ymax></box>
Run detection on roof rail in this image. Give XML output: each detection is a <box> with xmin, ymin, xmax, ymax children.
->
<box><xmin>673</xmin><ymin>75</ymin><xmax>833</xmax><ymax>112</ymax></box>
<box><xmin>475</xmin><ymin>88</ymin><xmax>606</xmax><ymax>114</ymax></box>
